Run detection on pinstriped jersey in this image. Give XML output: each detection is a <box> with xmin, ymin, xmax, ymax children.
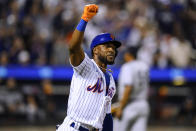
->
<box><xmin>67</xmin><ymin>53</ymin><xmax>116</xmax><ymax>129</ymax></box>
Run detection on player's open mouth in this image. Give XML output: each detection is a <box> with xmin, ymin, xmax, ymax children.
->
<box><xmin>107</xmin><ymin>55</ymin><xmax>115</xmax><ymax>60</ymax></box>
<box><xmin>107</xmin><ymin>55</ymin><xmax>114</xmax><ymax>58</ymax></box>
<box><xmin>107</xmin><ymin>53</ymin><xmax>115</xmax><ymax>57</ymax></box>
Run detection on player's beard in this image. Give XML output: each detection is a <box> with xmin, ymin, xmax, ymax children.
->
<box><xmin>98</xmin><ymin>55</ymin><xmax>115</xmax><ymax>65</ymax></box>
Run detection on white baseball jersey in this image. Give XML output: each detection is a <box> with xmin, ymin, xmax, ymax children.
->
<box><xmin>118</xmin><ymin>60</ymin><xmax>149</xmax><ymax>101</ymax></box>
<box><xmin>66</xmin><ymin>53</ymin><xmax>116</xmax><ymax>129</ymax></box>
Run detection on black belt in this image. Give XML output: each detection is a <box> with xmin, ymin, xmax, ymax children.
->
<box><xmin>70</xmin><ymin>122</ymin><xmax>98</xmax><ymax>131</ymax></box>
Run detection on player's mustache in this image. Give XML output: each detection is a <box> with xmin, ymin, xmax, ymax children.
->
<box><xmin>107</xmin><ymin>52</ymin><xmax>115</xmax><ymax>56</ymax></box>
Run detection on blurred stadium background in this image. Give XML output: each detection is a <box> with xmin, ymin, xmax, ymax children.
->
<box><xmin>0</xmin><ymin>0</ymin><xmax>196</xmax><ymax>131</ymax></box>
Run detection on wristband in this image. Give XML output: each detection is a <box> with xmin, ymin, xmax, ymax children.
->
<box><xmin>76</xmin><ymin>19</ymin><xmax>87</xmax><ymax>32</ymax></box>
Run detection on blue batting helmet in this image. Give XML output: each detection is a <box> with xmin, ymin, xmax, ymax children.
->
<box><xmin>90</xmin><ymin>33</ymin><xmax>121</xmax><ymax>51</ymax></box>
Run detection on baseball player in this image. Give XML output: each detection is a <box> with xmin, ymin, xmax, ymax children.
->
<box><xmin>112</xmin><ymin>47</ymin><xmax>150</xmax><ymax>131</ymax></box>
<box><xmin>56</xmin><ymin>4</ymin><xmax>121</xmax><ymax>131</ymax></box>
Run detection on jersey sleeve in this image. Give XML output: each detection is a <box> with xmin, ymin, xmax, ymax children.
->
<box><xmin>70</xmin><ymin>53</ymin><xmax>93</xmax><ymax>77</ymax></box>
<box><xmin>120</xmin><ymin>64</ymin><xmax>133</xmax><ymax>86</ymax></box>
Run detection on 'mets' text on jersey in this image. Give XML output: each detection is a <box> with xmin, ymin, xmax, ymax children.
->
<box><xmin>67</xmin><ymin>53</ymin><xmax>116</xmax><ymax>129</ymax></box>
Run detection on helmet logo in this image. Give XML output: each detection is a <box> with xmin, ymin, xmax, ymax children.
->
<box><xmin>110</xmin><ymin>34</ymin><xmax>115</xmax><ymax>40</ymax></box>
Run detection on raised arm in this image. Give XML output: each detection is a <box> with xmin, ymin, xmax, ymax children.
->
<box><xmin>69</xmin><ymin>4</ymin><xmax>98</xmax><ymax>66</ymax></box>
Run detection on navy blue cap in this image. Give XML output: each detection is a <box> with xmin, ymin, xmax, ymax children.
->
<box><xmin>90</xmin><ymin>33</ymin><xmax>121</xmax><ymax>51</ymax></box>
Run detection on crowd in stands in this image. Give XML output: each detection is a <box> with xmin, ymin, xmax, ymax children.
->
<box><xmin>0</xmin><ymin>0</ymin><xmax>195</xmax><ymax>68</ymax></box>
<box><xmin>0</xmin><ymin>0</ymin><xmax>196</xmax><ymax>126</ymax></box>
<box><xmin>0</xmin><ymin>78</ymin><xmax>57</xmax><ymax>124</ymax></box>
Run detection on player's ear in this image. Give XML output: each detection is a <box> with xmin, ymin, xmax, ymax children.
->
<box><xmin>93</xmin><ymin>47</ymin><xmax>99</xmax><ymax>56</ymax></box>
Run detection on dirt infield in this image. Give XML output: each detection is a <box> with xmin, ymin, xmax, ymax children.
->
<box><xmin>0</xmin><ymin>126</ymin><xmax>196</xmax><ymax>131</ymax></box>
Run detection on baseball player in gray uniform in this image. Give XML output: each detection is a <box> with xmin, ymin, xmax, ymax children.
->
<box><xmin>56</xmin><ymin>4</ymin><xmax>121</xmax><ymax>131</ymax></box>
<box><xmin>112</xmin><ymin>47</ymin><xmax>150</xmax><ymax>131</ymax></box>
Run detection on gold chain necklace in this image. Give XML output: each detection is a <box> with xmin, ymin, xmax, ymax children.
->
<box><xmin>98</xmin><ymin>66</ymin><xmax>113</xmax><ymax>73</ymax></box>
